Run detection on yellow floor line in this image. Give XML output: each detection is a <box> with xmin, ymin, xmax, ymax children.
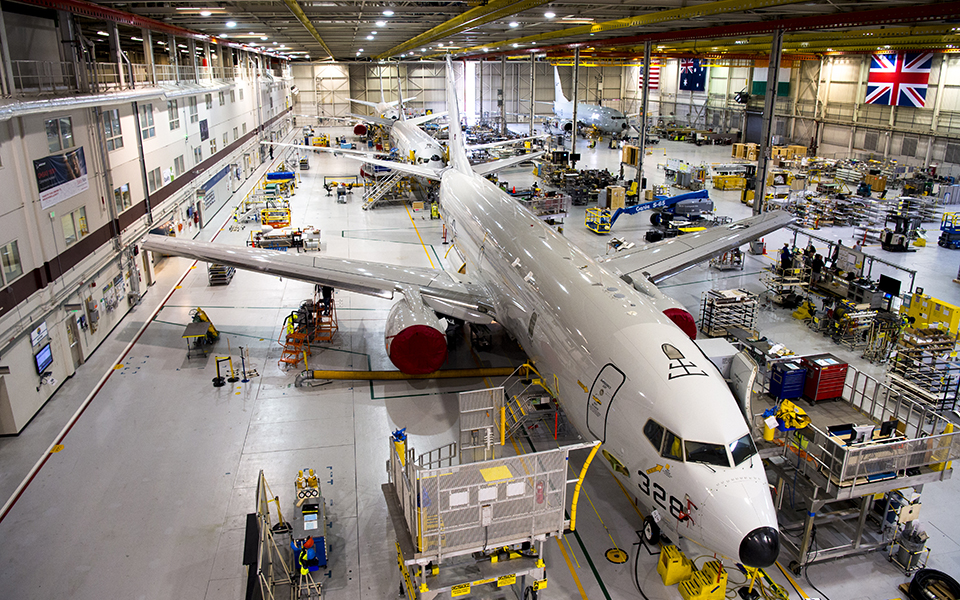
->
<box><xmin>564</xmin><ymin>533</ymin><xmax>582</xmax><ymax>569</ymax></box>
<box><xmin>775</xmin><ymin>561</ymin><xmax>810</xmax><ymax>598</ymax></box>
<box><xmin>585</xmin><ymin>490</ymin><xmax>621</xmax><ymax>551</ymax></box>
<box><xmin>403</xmin><ymin>200</ymin><xmax>435</xmax><ymax>268</ymax></box>
<box><xmin>557</xmin><ymin>536</ymin><xmax>590</xmax><ymax>600</ymax></box>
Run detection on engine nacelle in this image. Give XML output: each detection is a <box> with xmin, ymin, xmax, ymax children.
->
<box><xmin>354</xmin><ymin>123</ymin><xmax>368</xmax><ymax>136</ymax></box>
<box><xmin>561</xmin><ymin>120</ymin><xmax>574</xmax><ymax>133</ymax></box>
<box><xmin>385</xmin><ymin>295</ymin><xmax>448</xmax><ymax>374</ymax></box>
<box><xmin>624</xmin><ymin>274</ymin><xmax>697</xmax><ymax>340</ymax></box>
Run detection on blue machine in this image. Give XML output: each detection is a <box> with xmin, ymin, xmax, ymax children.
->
<box><xmin>610</xmin><ymin>189</ymin><xmax>713</xmax><ymax>227</ymax></box>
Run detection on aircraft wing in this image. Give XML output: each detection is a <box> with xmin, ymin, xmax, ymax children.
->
<box><xmin>140</xmin><ymin>235</ymin><xmax>496</xmax><ymax>322</ymax></box>
<box><xmin>467</xmin><ymin>134</ymin><xmax>547</xmax><ymax>151</ymax></box>
<box><xmin>349</xmin><ymin>113</ymin><xmax>395</xmax><ymax>127</ymax></box>
<box><xmin>599</xmin><ymin>210</ymin><xmax>794</xmax><ymax>284</ymax></box>
<box><xmin>406</xmin><ymin>111</ymin><xmax>448</xmax><ymax>126</ymax></box>
<box><xmin>471</xmin><ymin>151</ymin><xmax>544</xmax><ymax>176</ymax></box>
<box><xmin>266</xmin><ymin>141</ymin><xmax>386</xmax><ymax>159</ymax></box>
<box><xmin>339</xmin><ymin>154</ymin><xmax>444</xmax><ymax>180</ymax></box>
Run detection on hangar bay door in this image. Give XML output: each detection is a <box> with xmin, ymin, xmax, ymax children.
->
<box><xmin>587</xmin><ymin>364</ymin><xmax>625</xmax><ymax>442</ymax></box>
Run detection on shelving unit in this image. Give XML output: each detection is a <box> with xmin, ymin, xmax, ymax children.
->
<box><xmin>761</xmin><ymin>265</ymin><xmax>808</xmax><ymax>306</ymax></box>
<box><xmin>698</xmin><ymin>289</ymin><xmax>759</xmax><ymax>338</ymax></box>
<box><xmin>888</xmin><ymin>328</ymin><xmax>960</xmax><ymax>412</ymax></box>
<box><xmin>207</xmin><ymin>264</ymin><xmax>236</xmax><ymax>286</ymax></box>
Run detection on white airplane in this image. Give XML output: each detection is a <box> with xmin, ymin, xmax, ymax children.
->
<box><xmin>142</xmin><ymin>58</ymin><xmax>793</xmax><ymax>569</ymax></box>
<box><xmin>350</xmin><ymin>92</ymin><xmax>418</xmax><ymax>121</ymax></box>
<box><xmin>550</xmin><ymin>65</ymin><xmax>632</xmax><ymax>137</ymax></box>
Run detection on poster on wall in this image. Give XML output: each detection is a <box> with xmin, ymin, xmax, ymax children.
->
<box><xmin>34</xmin><ymin>147</ymin><xmax>89</xmax><ymax>209</ymax></box>
<box><xmin>199</xmin><ymin>119</ymin><xmax>209</xmax><ymax>141</ymax></box>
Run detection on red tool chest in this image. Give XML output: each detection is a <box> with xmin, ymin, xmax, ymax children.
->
<box><xmin>801</xmin><ymin>353</ymin><xmax>848</xmax><ymax>403</ymax></box>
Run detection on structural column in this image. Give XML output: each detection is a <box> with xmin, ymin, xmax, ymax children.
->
<box><xmin>529</xmin><ymin>54</ymin><xmax>535</xmax><ymax>135</ymax></box>
<box><xmin>636</xmin><ymin>41</ymin><xmax>652</xmax><ymax>194</ymax></box>
<box><xmin>499</xmin><ymin>55</ymin><xmax>506</xmax><ymax>136</ymax></box>
<box><xmin>571</xmin><ymin>46</ymin><xmax>579</xmax><ymax>167</ymax></box>
<box><xmin>752</xmin><ymin>28</ymin><xmax>784</xmax><ymax>216</ymax></box>
<box><xmin>142</xmin><ymin>29</ymin><xmax>156</xmax><ymax>85</ymax></box>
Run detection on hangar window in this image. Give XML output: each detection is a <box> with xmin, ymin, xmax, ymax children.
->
<box><xmin>1</xmin><ymin>240</ymin><xmax>22</xmax><ymax>283</ymax></box>
<box><xmin>685</xmin><ymin>440</ymin><xmax>729</xmax><ymax>468</ymax></box>
<box><xmin>643</xmin><ymin>419</ymin><xmax>664</xmax><ymax>451</ymax></box>
<box><xmin>189</xmin><ymin>97</ymin><xmax>199</xmax><ymax>123</ymax></box>
<box><xmin>61</xmin><ymin>206</ymin><xmax>88</xmax><ymax>246</ymax></box>
<box><xmin>139</xmin><ymin>104</ymin><xmax>155</xmax><ymax>139</ymax></box>
<box><xmin>729</xmin><ymin>434</ymin><xmax>758</xmax><ymax>466</ymax></box>
<box><xmin>45</xmin><ymin>117</ymin><xmax>74</xmax><ymax>152</ymax></box>
<box><xmin>167</xmin><ymin>100</ymin><xmax>180</xmax><ymax>131</ymax></box>
<box><xmin>103</xmin><ymin>109</ymin><xmax>123</xmax><ymax>150</ymax></box>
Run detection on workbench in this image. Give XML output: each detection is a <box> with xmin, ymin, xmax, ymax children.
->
<box><xmin>182</xmin><ymin>321</ymin><xmax>214</xmax><ymax>358</ymax></box>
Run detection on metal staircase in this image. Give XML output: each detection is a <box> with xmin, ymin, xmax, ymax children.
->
<box><xmin>362</xmin><ymin>170</ymin><xmax>405</xmax><ymax>210</ymax></box>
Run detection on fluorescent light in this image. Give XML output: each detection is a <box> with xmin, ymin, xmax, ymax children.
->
<box><xmin>226</xmin><ymin>21</ymin><xmax>236</xmax><ymax>28</ymax></box>
<box><xmin>97</xmin><ymin>30</ymin><xmax>109</xmax><ymax>36</ymax></box>
<box><xmin>261</xmin><ymin>36</ymin><xmax>268</xmax><ymax>40</ymax></box>
<box><xmin>200</xmin><ymin>10</ymin><xmax>211</xmax><ymax>16</ymax></box>
<box><xmin>376</xmin><ymin>20</ymin><xmax>386</xmax><ymax>27</ymax></box>
<box><xmin>544</xmin><ymin>11</ymin><xmax>555</xmax><ymax>18</ymax></box>
<box><xmin>371</xmin><ymin>30</ymin><xmax>377</xmax><ymax>34</ymax></box>
<box><xmin>358</xmin><ymin>48</ymin><xmax>364</xmax><ymax>52</ymax></box>
<box><xmin>383</xmin><ymin>9</ymin><xmax>394</xmax><ymax>16</ymax></box>
<box><xmin>367</xmin><ymin>35</ymin><xmax>373</xmax><ymax>39</ymax></box>
<box><xmin>509</xmin><ymin>21</ymin><xmax>519</xmax><ymax>27</ymax></box>
<box><xmin>178</xmin><ymin>43</ymin><xmax>187</xmax><ymax>48</ymax></box>
<box><xmin>512</xmin><ymin>43</ymin><xmax>519</xmax><ymax>47</ymax></box>
<box><xmin>131</xmin><ymin>36</ymin><xmax>143</xmax><ymax>41</ymax></box>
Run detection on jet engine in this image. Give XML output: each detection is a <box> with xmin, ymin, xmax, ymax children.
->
<box><xmin>385</xmin><ymin>293</ymin><xmax>448</xmax><ymax>374</ymax></box>
<box><xmin>354</xmin><ymin>123</ymin><xmax>368</xmax><ymax>136</ymax></box>
<box><xmin>560</xmin><ymin>120</ymin><xmax>574</xmax><ymax>133</ymax></box>
<box><xmin>623</xmin><ymin>274</ymin><xmax>698</xmax><ymax>340</ymax></box>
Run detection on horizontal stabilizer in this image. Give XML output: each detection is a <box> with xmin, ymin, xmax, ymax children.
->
<box><xmin>406</xmin><ymin>111</ymin><xmax>448</xmax><ymax>127</ymax></box>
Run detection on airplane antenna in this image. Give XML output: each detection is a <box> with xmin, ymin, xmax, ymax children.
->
<box><xmin>444</xmin><ymin>56</ymin><xmax>472</xmax><ymax>174</ymax></box>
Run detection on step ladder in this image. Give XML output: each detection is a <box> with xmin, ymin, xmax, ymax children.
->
<box><xmin>362</xmin><ymin>170</ymin><xmax>405</xmax><ymax>210</ymax></box>
<box><xmin>278</xmin><ymin>329</ymin><xmax>311</xmax><ymax>369</ymax></box>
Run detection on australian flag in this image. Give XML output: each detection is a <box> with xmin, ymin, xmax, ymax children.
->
<box><xmin>865</xmin><ymin>52</ymin><xmax>933</xmax><ymax>108</ymax></box>
<box><xmin>679</xmin><ymin>58</ymin><xmax>706</xmax><ymax>92</ymax></box>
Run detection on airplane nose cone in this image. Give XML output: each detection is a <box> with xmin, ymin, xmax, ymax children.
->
<box><xmin>738</xmin><ymin>527</ymin><xmax>780</xmax><ymax>568</ymax></box>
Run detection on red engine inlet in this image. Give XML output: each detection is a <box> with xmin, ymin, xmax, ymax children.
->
<box><xmin>387</xmin><ymin>325</ymin><xmax>448</xmax><ymax>375</ymax></box>
<box><xmin>385</xmin><ymin>296</ymin><xmax>448</xmax><ymax>374</ymax></box>
<box><xmin>663</xmin><ymin>308</ymin><xmax>697</xmax><ymax>340</ymax></box>
<box><xmin>354</xmin><ymin>124</ymin><xmax>367</xmax><ymax>136</ymax></box>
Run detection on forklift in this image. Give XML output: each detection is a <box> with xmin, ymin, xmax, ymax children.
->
<box><xmin>879</xmin><ymin>213</ymin><xmax>922</xmax><ymax>252</ymax></box>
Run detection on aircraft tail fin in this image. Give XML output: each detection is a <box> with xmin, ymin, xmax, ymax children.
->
<box><xmin>554</xmin><ymin>66</ymin><xmax>568</xmax><ymax>104</ymax></box>
<box><xmin>444</xmin><ymin>57</ymin><xmax>472</xmax><ymax>174</ymax></box>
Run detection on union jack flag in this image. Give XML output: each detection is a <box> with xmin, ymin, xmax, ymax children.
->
<box><xmin>679</xmin><ymin>58</ymin><xmax>706</xmax><ymax>92</ymax></box>
<box><xmin>865</xmin><ymin>53</ymin><xmax>933</xmax><ymax>108</ymax></box>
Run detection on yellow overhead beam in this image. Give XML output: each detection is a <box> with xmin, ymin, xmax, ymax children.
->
<box><xmin>454</xmin><ymin>0</ymin><xmax>812</xmax><ymax>55</ymax></box>
<box><xmin>376</xmin><ymin>0</ymin><xmax>553</xmax><ymax>59</ymax></box>
<box><xmin>650</xmin><ymin>24</ymin><xmax>956</xmax><ymax>51</ymax></box>
<box><xmin>283</xmin><ymin>0</ymin><xmax>335</xmax><ymax>59</ymax></box>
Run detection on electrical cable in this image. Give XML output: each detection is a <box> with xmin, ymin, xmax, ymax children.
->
<box><xmin>632</xmin><ymin>541</ymin><xmax>652</xmax><ymax>600</ymax></box>
<box><xmin>803</xmin><ymin>528</ymin><xmax>832</xmax><ymax>600</ymax></box>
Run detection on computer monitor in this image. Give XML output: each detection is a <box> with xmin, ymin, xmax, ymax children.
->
<box><xmin>852</xmin><ymin>425</ymin><xmax>875</xmax><ymax>444</ymax></box>
<box><xmin>879</xmin><ymin>420</ymin><xmax>897</xmax><ymax>437</ymax></box>
<box><xmin>34</xmin><ymin>343</ymin><xmax>53</xmax><ymax>375</ymax></box>
<box><xmin>878</xmin><ymin>274</ymin><xmax>901</xmax><ymax>297</ymax></box>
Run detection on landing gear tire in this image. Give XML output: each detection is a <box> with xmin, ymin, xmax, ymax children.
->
<box><xmin>642</xmin><ymin>515</ymin><xmax>660</xmax><ymax>546</ymax></box>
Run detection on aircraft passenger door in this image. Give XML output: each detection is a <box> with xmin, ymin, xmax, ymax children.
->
<box><xmin>586</xmin><ymin>363</ymin><xmax>625</xmax><ymax>442</ymax></box>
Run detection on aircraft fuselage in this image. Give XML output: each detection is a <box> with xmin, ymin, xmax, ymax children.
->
<box><xmin>440</xmin><ymin>168</ymin><xmax>780</xmax><ymax>567</ymax></box>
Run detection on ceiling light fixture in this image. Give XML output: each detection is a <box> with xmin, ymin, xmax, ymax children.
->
<box><xmin>131</xmin><ymin>36</ymin><xmax>143</xmax><ymax>41</ymax></box>
<box><xmin>383</xmin><ymin>9</ymin><xmax>394</xmax><ymax>16</ymax></box>
<box><xmin>97</xmin><ymin>30</ymin><xmax>109</xmax><ymax>36</ymax></box>
<box><xmin>200</xmin><ymin>10</ymin><xmax>211</xmax><ymax>17</ymax></box>
<box><xmin>367</xmin><ymin>35</ymin><xmax>373</xmax><ymax>39</ymax></box>
<box><xmin>376</xmin><ymin>20</ymin><xmax>386</xmax><ymax>27</ymax></box>
<box><xmin>545</xmin><ymin>11</ymin><xmax>555</xmax><ymax>18</ymax></box>
<box><xmin>261</xmin><ymin>36</ymin><xmax>268</xmax><ymax>40</ymax></box>
<box><xmin>226</xmin><ymin>21</ymin><xmax>236</xmax><ymax>28</ymax></box>
<box><xmin>371</xmin><ymin>30</ymin><xmax>377</xmax><ymax>34</ymax></box>
<box><xmin>509</xmin><ymin>21</ymin><xmax>519</xmax><ymax>27</ymax></box>
<box><xmin>359</xmin><ymin>48</ymin><xmax>364</xmax><ymax>52</ymax></box>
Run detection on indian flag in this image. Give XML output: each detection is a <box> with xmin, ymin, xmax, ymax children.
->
<box><xmin>752</xmin><ymin>60</ymin><xmax>791</xmax><ymax>97</ymax></box>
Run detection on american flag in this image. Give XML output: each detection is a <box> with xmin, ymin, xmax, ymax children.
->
<box><xmin>865</xmin><ymin>53</ymin><xmax>933</xmax><ymax>108</ymax></box>
<box><xmin>639</xmin><ymin>65</ymin><xmax>659</xmax><ymax>90</ymax></box>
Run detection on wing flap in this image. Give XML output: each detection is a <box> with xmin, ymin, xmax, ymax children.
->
<box><xmin>600</xmin><ymin>210</ymin><xmax>794</xmax><ymax>283</ymax></box>
<box><xmin>472</xmin><ymin>151</ymin><xmax>544</xmax><ymax>176</ymax></box>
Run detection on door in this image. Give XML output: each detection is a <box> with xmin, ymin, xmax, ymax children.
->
<box><xmin>729</xmin><ymin>350</ymin><xmax>758</xmax><ymax>424</ymax></box>
<box><xmin>66</xmin><ymin>318</ymin><xmax>84</xmax><ymax>370</ymax></box>
<box><xmin>586</xmin><ymin>363</ymin><xmax>625</xmax><ymax>442</ymax></box>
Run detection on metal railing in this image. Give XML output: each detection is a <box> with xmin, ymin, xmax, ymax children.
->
<box><xmin>10</xmin><ymin>60</ymin><xmax>77</xmax><ymax>94</ymax></box>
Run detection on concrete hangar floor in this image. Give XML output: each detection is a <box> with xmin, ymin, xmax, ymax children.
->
<box><xmin>0</xmin><ymin>125</ymin><xmax>958</xmax><ymax>600</ymax></box>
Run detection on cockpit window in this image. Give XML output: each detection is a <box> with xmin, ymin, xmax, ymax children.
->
<box><xmin>685</xmin><ymin>440</ymin><xmax>730</xmax><ymax>467</ymax></box>
<box><xmin>662</xmin><ymin>430</ymin><xmax>684</xmax><ymax>461</ymax></box>
<box><xmin>730</xmin><ymin>434</ymin><xmax>758</xmax><ymax>465</ymax></box>
<box><xmin>643</xmin><ymin>419</ymin><xmax>664</xmax><ymax>451</ymax></box>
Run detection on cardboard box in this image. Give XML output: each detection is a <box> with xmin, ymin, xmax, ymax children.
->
<box><xmin>732</xmin><ymin>143</ymin><xmax>745</xmax><ymax>159</ymax></box>
<box><xmin>645</xmin><ymin>189</ymin><xmax>654</xmax><ymax>200</ymax></box>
